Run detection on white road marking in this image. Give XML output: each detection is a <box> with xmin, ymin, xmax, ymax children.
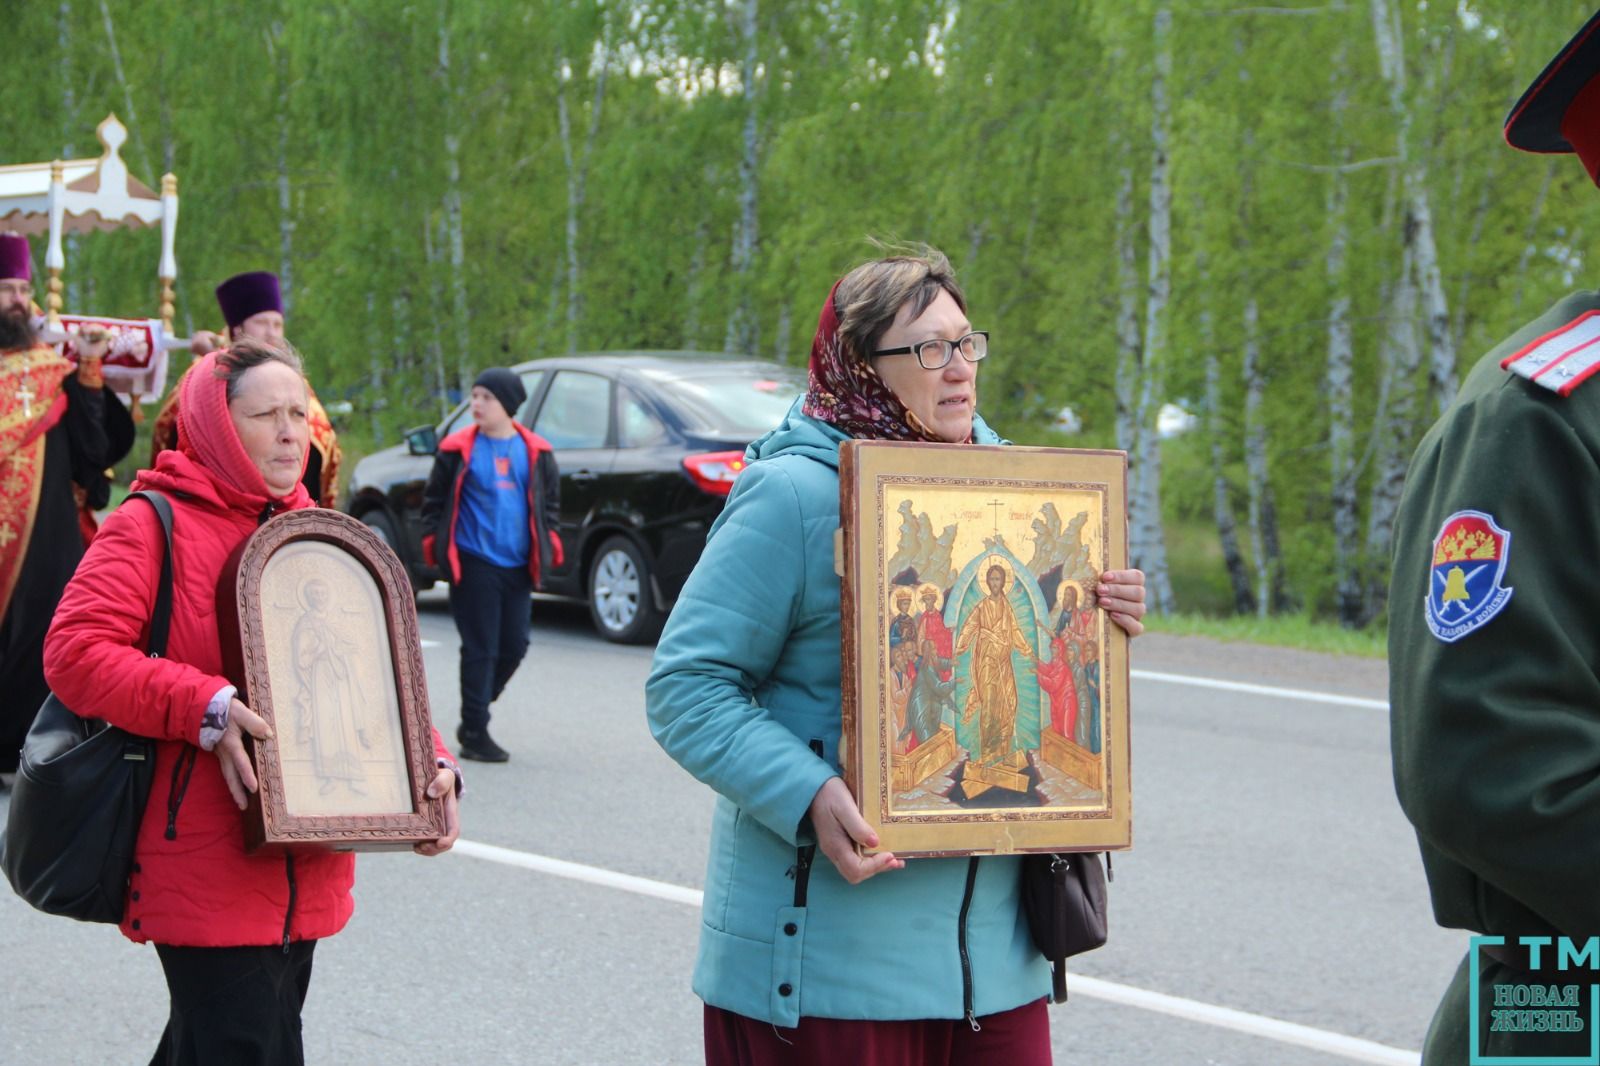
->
<box><xmin>1071</xmin><ymin>975</ymin><xmax>1418</xmax><ymax>1065</ymax></box>
<box><xmin>453</xmin><ymin>839</ymin><xmax>701</xmax><ymax>906</ymax></box>
<box><xmin>452</xmin><ymin>839</ymin><xmax>1419</xmax><ymax>1065</ymax></box>
<box><xmin>1131</xmin><ymin>669</ymin><xmax>1389</xmax><ymax>711</ymax></box>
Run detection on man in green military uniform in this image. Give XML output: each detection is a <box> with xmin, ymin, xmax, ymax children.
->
<box><xmin>1392</xmin><ymin>11</ymin><xmax>1600</xmax><ymax>1062</ymax></box>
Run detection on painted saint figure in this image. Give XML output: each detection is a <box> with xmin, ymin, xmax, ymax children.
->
<box><xmin>1059</xmin><ymin>583</ymin><xmax>1096</xmax><ymax>646</ymax></box>
<box><xmin>291</xmin><ymin>577</ymin><xmax>370</xmax><ymax>795</ymax></box>
<box><xmin>1035</xmin><ymin>612</ymin><xmax>1080</xmax><ymax>739</ymax></box>
<box><xmin>889</xmin><ymin>587</ymin><xmax>917</xmax><ymax>652</ymax></box>
<box><xmin>888</xmin><ymin>629</ymin><xmax>915</xmax><ymax>753</ymax></box>
<box><xmin>1080</xmin><ymin>635</ymin><xmax>1102</xmax><ymax>753</ymax></box>
<box><xmin>902</xmin><ymin>638</ymin><xmax>956</xmax><ymax>748</ymax></box>
<box><xmin>914</xmin><ymin>584</ymin><xmax>954</xmax><ymax>682</ymax></box>
<box><xmin>955</xmin><ymin>563</ymin><xmax>1035</xmax><ymax>765</ymax></box>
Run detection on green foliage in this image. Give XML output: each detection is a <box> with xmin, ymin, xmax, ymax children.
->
<box><xmin>5</xmin><ymin>0</ymin><xmax>1595</xmax><ymax>621</ymax></box>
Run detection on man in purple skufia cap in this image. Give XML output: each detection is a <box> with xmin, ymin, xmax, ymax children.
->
<box><xmin>0</xmin><ymin>233</ymin><xmax>134</xmax><ymax>783</ymax></box>
<box><xmin>148</xmin><ymin>270</ymin><xmax>342</xmax><ymax>506</ymax></box>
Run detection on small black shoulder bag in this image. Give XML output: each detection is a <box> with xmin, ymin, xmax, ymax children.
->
<box><xmin>1</xmin><ymin>490</ymin><xmax>175</xmax><ymax>924</ymax></box>
<box><xmin>1021</xmin><ymin>851</ymin><xmax>1110</xmax><ymax>1003</ymax></box>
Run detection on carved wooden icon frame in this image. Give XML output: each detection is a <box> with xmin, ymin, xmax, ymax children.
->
<box><xmin>839</xmin><ymin>440</ymin><xmax>1132</xmax><ymax>858</ymax></box>
<box><xmin>220</xmin><ymin>508</ymin><xmax>446</xmax><ymax>852</ymax></box>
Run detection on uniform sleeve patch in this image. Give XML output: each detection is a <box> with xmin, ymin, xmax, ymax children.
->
<box><xmin>1425</xmin><ymin>510</ymin><xmax>1514</xmax><ymax>643</ymax></box>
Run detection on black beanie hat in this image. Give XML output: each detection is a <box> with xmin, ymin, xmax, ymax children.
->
<box><xmin>473</xmin><ymin>368</ymin><xmax>526</xmax><ymax>418</ymax></box>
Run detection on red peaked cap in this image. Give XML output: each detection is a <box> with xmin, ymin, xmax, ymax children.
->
<box><xmin>0</xmin><ymin>234</ymin><xmax>32</xmax><ymax>282</ymax></box>
<box><xmin>1505</xmin><ymin>8</ymin><xmax>1600</xmax><ymax>185</ymax></box>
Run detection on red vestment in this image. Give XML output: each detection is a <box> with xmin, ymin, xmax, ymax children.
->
<box><xmin>1035</xmin><ymin>633</ymin><xmax>1079</xmax><ymax>737</ymax></box>
<box><xmin>915</xmin><ymin>609</ymin><xmax>954</xmax><ymax>679</ymax></box>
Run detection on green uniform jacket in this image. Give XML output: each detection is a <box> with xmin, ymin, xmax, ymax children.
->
<box><xmin>646</xmin><ymin>400</ymin><xmax>1050</xmax><ymax>1026</ymax></box>
<box><xmin>1390</xmin><ymin>291</ymin><xmax>1600</xmax><ymax>1061</ymax></box>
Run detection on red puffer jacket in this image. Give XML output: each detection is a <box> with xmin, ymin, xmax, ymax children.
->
<box><xmin>43</xmin><ymin>449</ymin><xmax>451</xmax><ymax>947</ymax></box>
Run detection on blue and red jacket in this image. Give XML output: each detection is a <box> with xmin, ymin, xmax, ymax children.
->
<box><xmin>420</xmin><ymin>423</ymin><xmax>563</xmax><ymax>587</ymax></box>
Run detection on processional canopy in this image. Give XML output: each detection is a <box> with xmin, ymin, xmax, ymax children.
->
<box><xmin>0</xmin><ymin>114</ymin><xmax>180</xmax><ymax>403</ymax></box>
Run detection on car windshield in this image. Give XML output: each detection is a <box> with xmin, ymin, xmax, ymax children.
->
<box><xmin>648</xmin><ymin>367</ymin><xmax>805</xmax><ymax>437</ymax></box>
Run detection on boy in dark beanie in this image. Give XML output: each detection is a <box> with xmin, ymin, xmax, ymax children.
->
<box><xmin>422</xmin><ymin>368</ymin><xmax>563</xmax><ymax>761</ymax></box>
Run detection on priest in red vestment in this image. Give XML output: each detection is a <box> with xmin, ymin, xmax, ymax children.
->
<box><xmin>0</xmin><ymin>233</ymin><xmax>134</xmax><ymax>776</ymax></box>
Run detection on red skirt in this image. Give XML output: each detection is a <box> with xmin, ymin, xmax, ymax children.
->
<box><xmin>704</xmin><ymin>998</ymin><xmax>1052</xmax><ymax>1066</ymax></box>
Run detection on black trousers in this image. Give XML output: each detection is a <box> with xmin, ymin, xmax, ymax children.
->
<box><xmin>449</xmin><ymin>551</ymin><xmax>532</xmax><ymax>733</ymax></box>
<box><xmin>150</xmin><ymin>940</ymin><xmax>317</xmax><ymax>1066</ymax></box>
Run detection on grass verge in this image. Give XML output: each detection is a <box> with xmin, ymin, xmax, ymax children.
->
<box><xmin>1146</xmin><ymin>611</ymin><xmax>1387</xmax><ymax>659</ymax></box>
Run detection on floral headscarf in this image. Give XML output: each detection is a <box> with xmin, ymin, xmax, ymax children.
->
<box><xmin>801</xmin><ymin>278</ymin><xmax>950</xmax><ymax>443</ymax></box>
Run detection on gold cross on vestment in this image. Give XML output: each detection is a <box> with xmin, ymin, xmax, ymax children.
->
<box><xmin>14</xmin><ymin>379</ymin><xmax>35</xmax><ymax>419</ymax></box>
<box><xmin>0</xmin><ymin>524</ymin><xmax>17</xmax><ymax>549</ymax></box>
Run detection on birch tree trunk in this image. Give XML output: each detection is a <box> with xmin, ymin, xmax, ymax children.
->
<box><xmin>58</xmin><ymin>0</ymin><xmax>82</xmax><ymax>312</ymax></box>
<box><xmin>1371</xmin><ymin>0</ymin><xmax>1457</xmax><ymax>414</ymax></box>
<box><xmin>1364</xmin><ymin>244</ymin><xmax>1421</xmax><ymax>619</ymax></box>
<box><xmin>98</xmin><ymin>0</ymin><xmax>152</xmax><ymax>179</ymax></box>
<box><xmin>270</xmin><ymin>20</ymin><xmax>295</xmax><ymax>313</ymax></box>
<box><xmin>1512</xmin><ymin>160</ymin><xmax>1557</xmax><ymax>312</ymax></box>
<box><xmin>684</xmin><ymin>208</ymin><xmax>710</xmax><ymax>347</ymax></box>
<box><xmin>557</xmin><ymin>80</ymin><xmax>579</xmax><ymax>353</ymax></box>
<box><xmin>1241</xmin><ymin>296</ymin><xmax>1286</xmax><ymax>618</ymax></box>
<box><xmin>1326</xmin><ymin>55</ymin><xmax>1361</xmax><ymax>626</ymax></box>
<box><xmin>1231</xmin><ymin>29</ymin><xmax>1286</xmax><ymax>618</ymax></box>
<box><xmin>424</xmin><ymin>217</ymin><xmax>450</xmax><ymax>419</ymax></box>
<box><xmin>773</xmin><ymin>301</ymin><xmax>792</xmax><ymax>364</ymax></box>
<box><xmin>1450</xmin><ymin>161</ymin><xmax>1494</xmax><ymax>354</ymax></box>
<box><xmin>557</xmin><ymin>48</ymin><xmax>609</xmax><ymax>356</ymax></box>
<box><xmin>367</xmin><ymin>292</ymin><xmax>384</xmax><ymax>443</ymax></box>
<box><xmin>1194</xmin><ymin>220</ymin><xmax>1255</xmax><ymax>615</ymax></box>
<box><xmin>724</xmin><ymin>0</ymin><xmax>760</xmax><ymax>354</ymax></box>
<box><xmin>438</xmin><ymin>2</ymin><xmax>470</xmax><ymax>388</ymax></box>
<box><xmin>1113</xmin><ymin>159</ymin><xmax>1141</xmax><ymax>528</ymax></box>
<box><xmin>1133</xmin><ymin>2</ymin><xmax>1175</xmax><ymax>612</ymax></box>
<box><xmin>1205</xmin><ymin>340</ymin><xmax>1256</xmax><ymax>615</ymax></box>
<box><xmin>392</xmin><ymin>290</ymin><xmax>415</xmax><ymax>389</ymax></box>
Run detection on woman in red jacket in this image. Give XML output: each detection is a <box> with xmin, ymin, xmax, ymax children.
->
<box><xmin>43</xmin><ymin>339</ymin><xmax>462</xmax><ymax>1066</ymax></box>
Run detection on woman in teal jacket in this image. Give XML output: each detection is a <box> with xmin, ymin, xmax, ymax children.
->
<box><xmin>647</xmin><ymin>249</ymin><xmax>1146</xmax><ymax>1065</ymax></box>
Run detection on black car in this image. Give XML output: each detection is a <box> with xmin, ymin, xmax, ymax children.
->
<box><xmin>345</xmin><ymin>352</ymin><xmax>804</xmax><ymax>643</ymax></box>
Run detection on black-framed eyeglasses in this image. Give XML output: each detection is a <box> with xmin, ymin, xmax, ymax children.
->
<box><xmin>871</xmin><ymin>331</ymin><xmax>989</xmax><ymax>370</ymax></box>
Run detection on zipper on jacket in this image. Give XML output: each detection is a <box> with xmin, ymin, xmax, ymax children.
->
<box><xmin>958</xmin><ymin>855</ymin><xmax>981</xmax><ymax>1030</ymax></box>
<box><xmin>282</xmin><ymin>854</ymin><xmax>297</xmax><ymax>953</ymax></box>
<box><xmin>164</xmin><ymin>746</ymin><xmax>199</xmax><ymax>840</ymax></box>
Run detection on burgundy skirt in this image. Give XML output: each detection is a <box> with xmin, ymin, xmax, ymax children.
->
<box><xmin>704</xmin><ymin>998</ymin><xmax>1052</xmax><ymax>1066</ymax></box>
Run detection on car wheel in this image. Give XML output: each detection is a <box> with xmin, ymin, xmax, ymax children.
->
<box><xmin>360</xmin><ymin>510</ymin><xmax>418</xmax><ymax>589</ymax></box>
<box><xmin>587</xmin><ymin>536</ymin><xmax>664</xmax><ymax>644</ymax></box>
<box><xmin>361</xmin><ymin>509</ymin><xmax>398</xmax><ymax>548</ymax></box>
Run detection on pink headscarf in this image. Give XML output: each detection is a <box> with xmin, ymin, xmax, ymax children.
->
<box><xmin>177</xmin><ymin>350</ymin><xmax>308</xmax><ymax>504</ymax></box>
<box><xmin>800</xmin><ymin>278</ymin><xmax>947</xmax><ymax>444</ymax></box>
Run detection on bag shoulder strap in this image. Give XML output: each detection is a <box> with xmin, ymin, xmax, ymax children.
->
<box><xmin>124</xmin><ymin>491</ymin><xmax>175</xmax><ymax>659</ymax></box>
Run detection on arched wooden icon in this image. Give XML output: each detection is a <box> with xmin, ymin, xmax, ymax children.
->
<box><xmin>220</xmin><ymin>508</ymin><xmax>447</xmax><ymax>852</ymax></box>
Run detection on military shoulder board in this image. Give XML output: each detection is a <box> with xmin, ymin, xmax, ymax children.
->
<box><xmin>1501</xmin><ymin>309</ymin><xmax>1600</xmax><ymax>395</ymax></box>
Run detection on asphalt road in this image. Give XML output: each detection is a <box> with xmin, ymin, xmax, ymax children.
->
<box><xmin>0</xmin><ymin>595</ymin><xmax>1460</xmax><ymax>1065</ymax></box>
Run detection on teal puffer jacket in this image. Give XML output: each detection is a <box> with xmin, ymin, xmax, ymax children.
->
<box><xmin>646</xmin><ymin>402</ymin><xmax>1049</xmax><ymax>1026</ymax></box>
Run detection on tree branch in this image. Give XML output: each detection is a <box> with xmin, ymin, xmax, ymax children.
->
<box><xmin>1272</xmin><ymin>155</ymin><xmax>1400</xmax><ymax>172</ymax></box>
<box><xmin>1199</xmin><ymin>4</ymin><xmax>1349</xmax><ymax>15</ymax></box>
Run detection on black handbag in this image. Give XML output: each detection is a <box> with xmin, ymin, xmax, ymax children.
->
<box><xmin>1021</xmin><ymin>851</ymin><xmax>1110</xmax><ymax>1003</ymax></box>
<box><xmin>0</xmin><ymin>490</ymin><xmax>174</xmax><ymax>924</ymax></box>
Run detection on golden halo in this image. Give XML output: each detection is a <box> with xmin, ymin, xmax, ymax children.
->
<box><xmin>981</xmin><ymin>555</ymin><xmax>1013</xmax><ymax>588</ymax></box>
